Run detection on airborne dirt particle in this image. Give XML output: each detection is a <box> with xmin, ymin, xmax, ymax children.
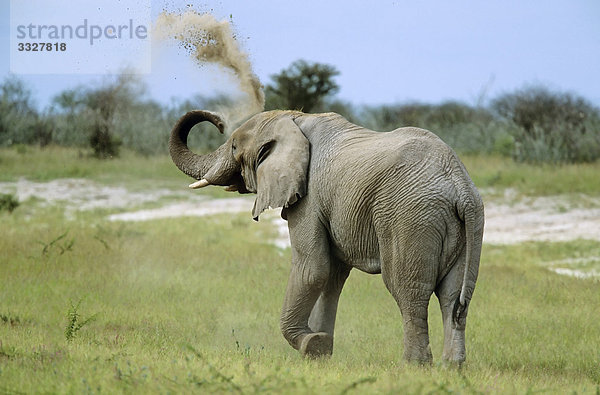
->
<box><xmin>153</xmin><ymin>10</ymin><xmax>265</xmax><ymax>128</ymax></box>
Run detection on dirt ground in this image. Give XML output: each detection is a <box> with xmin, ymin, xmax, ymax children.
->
<box><xmin>2</xmin><ymin>178</ymin><xmax>600</xmax><ymax>251</ymax></box>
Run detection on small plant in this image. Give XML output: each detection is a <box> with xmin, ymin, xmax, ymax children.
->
<box><xmin>0</xmin><ymin>193</ymin><xmax>19</xmax><ymax>213</ymax></box>
<box><xmin>64</xmin><ymin>299</ymin><xmax>97</xmax><ymax>341</ymax></box>
<box><xmin>340</xmin><ymin>377</ymin><xmax>377</xmax><ymax>395</ymax></box>
<box><xmin>187</xmin><ymin>345</ymin><xmax>243</xmax><ymax>393</ymax></box>
<box><xmin>13</xmin><ymin>144</ymin><xmax>27</xmax><ymax>154</ymax></box>
<box><xmin>0</xmin><ymin>342</ymin><xmax>17</xmax><ymax>360</ymax></box>
<box><xmin>38</xmin><ymin>230</ymin><xmax>75</xmax><ymax>256</ymax></box>
<box><xmin>93</xmin><ymin>235</ymin><xmax>111</xmax><ymax>250</ymax></box>
<box><xmin>0</xmin><ymin>312</ymin><xmax>21</xmax><ymax>326</ymax></box>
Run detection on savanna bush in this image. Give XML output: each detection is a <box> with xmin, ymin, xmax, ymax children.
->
<box><xmin>0</xmin><ymin>76</ymin><xmax>53</xmax><ymax>147</ymax></box>
<box><xmin>492</xmin><ymin>86</ymin><xmax>600</xmax><ymax>163</ymax></box>
<box><xmin>0</xmin><ymin>73</ymin><xmax>233</xmax><ymax>157</ymax></box>
<box><xmin>3</xmin><ymin>71</ymin><xmax>599</xmax><ymax>164</ymax></box>
<box><xmin>45</xmin><ymin>76</ymin><xmax>228</xmax><ymax>157</ymax></box>
<box><xmin>362</xmin><ymin>101</ymin><xmax>507</xmax><ymax>155</ymax></box>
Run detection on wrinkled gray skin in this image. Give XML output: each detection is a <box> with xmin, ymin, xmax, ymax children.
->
<box><xmin>169</xmin><ymin>110</ymin><xmax>484</xmax><ymax>365</ymax></box>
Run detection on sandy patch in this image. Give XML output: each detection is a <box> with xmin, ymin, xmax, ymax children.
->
<box><xmin>2</xmin><ymin>179</ymin><xmax>599</xmax><ymax>254</ymax></box>
<box><xmin>0</xmin><ymin>178</ymin><xmax>179</xmax><ymax>211</ymax></box>
<box><xmin>483</xmin><ymin>196</ymin><xmax>600</xmax><ymax>244</ymax></box>
<box><xmin>107</xmin><ymin>198</ymin><xmax>253</xmax><ymax>221</ymax></box>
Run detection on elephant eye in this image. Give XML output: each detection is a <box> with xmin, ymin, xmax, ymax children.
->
<box><xmin>256</xmin><ymin>141</ymin><xmax>273</xmax><ymax>168</ymax></box>
<box><xmin>231</xmin><ymin>142</ymin><xmax>237</xmax><ymax>153</ymax></box>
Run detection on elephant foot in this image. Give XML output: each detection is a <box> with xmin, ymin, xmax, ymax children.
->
<box><xmin>442</xmin><ymin>349</ymin><xmax>465</xmax><ymax>367</ymax></box>
<box><xmin>404</xmin><ymin>354</ymin><xmax>433</xmax><ymax>366</ymax></box>
<box><xmin>442</xmin><ymin>330</ymin><xmax>466</xmax><ymax>367</ymax></box>
<box><xmin>299</xmin><ymin>332</ymin><xmax>333</xmax><ymax>358</ymax></box>
<box><xmin>403</xmin><ymin>345</ymin><xmax>433</xmax><ymax>365</ymax></box>
<box><xmin>442</xmin><ymin>358</ymin><xmax>465</xmax><ymax>369</ymax></box>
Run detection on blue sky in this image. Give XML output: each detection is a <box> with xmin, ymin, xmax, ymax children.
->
<box><xmin>2</xmin><ymin>0</ymin><xmax>599</xmax><ymax>109</ymax></box>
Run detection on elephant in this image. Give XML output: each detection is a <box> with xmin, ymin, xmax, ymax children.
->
<box><xmin>169</xmin><ymin>109</ymin><xmax>484</xmax><ymax>365</ymax></box>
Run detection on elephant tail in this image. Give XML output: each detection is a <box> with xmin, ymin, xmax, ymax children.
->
<box><xmin>453</xmin><ymin>193</ymin><xmax>484</xmax><ymax>325</ymax></box>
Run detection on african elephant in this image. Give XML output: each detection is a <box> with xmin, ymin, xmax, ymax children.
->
<box><xmin>169</xmin><ymin>110</ymin><xmax>484</xmax><ymax>365</ymax></box>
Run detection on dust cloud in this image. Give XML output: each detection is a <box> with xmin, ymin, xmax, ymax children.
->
<box><xmin>153</xmin><ymin>10</ymin><xmax>265</xmax><ymax>129</ymax></box>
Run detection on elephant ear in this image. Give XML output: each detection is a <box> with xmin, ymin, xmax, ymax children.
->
<box><xmin>252</xmin><ymin>118</ymin><xmax>310</xmax><ymax>220</ymax></box>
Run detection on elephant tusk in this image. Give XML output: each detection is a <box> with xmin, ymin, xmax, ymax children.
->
<box><xmin>189</xmin><ymin>179</ymin><xmax>210</xmax><ymax>189</ymax></box>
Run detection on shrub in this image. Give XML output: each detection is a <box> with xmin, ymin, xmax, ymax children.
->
<box><xmin>89</xmin><ymin>118</ymin><xmax>122</xmax><ymax>158</ymax></box>
<box><xmin>0</xmin><ymin>193</ymin><xmax>19</xmax><ymax>213</ymax></box>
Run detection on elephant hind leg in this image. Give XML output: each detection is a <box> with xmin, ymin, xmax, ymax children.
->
<box><xmin>435</xmin><ymin>260</ymin><xmax>469</xmax><ymax>365</ymax></box>
<box><xmin>382</xmin><ymin>261</ymin><xmax>436</xmax><ymax>364</ymax></box>
<box><xmin>397</xmin><ymin>289</ymin><xmax>435</xmax><ymax>364</ymax></box>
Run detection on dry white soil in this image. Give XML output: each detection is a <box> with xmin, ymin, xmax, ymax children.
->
<box><xmin>3</xmin><ymin>178</ymin><xmax>600</xmax><ymax>247</ymax></box>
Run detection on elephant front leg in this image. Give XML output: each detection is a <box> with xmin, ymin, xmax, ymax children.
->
<box><xmin>308</xmin><ymin>260</ymin><xmax>351</xmax><ymax>338</ymax></box>
<box><xmin>280</xmin><ymin>260</ymin><xmax>333</xmax><ymax>358</ymax></box>
<box><xmin>280</xmin><ymin>201</ymin><xmax>336</xmax><ymax>358</ymax></box>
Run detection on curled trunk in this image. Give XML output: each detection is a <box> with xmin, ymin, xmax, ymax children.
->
<box><xmin>168</xmin><ymin>110</ymin><xmax>237</xmax><ymax>185</ymax></box>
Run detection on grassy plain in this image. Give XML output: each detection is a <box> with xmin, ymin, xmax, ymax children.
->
<box><xmin>2</xmin><ymin>146</ymin><xmax>600</xmax><ymax>196</ymax></box>
<box><xmin>1</xmin><ymin>147</ymin><xmax>599</xmax><ymax>393</ymax></box>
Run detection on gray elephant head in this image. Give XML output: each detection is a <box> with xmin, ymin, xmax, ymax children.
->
<box><xmin>169</xmin><ymin>110</ymin><xmax>309</xmax><ymax>220</ymax></box>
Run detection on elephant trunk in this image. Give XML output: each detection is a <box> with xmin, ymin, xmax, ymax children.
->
<box><xmin>168</xmin><ymin>110</ymin><xmax>238</xmax><ymax>186</ymax></box>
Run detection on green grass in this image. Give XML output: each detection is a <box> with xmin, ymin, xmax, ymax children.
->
<box><xmin>1</xmin><ymin>146</ymin><xmax>600</xmax><ymax>393</ymax></box>
<box><xmin>462</xmin><ymin>155</ymin><xmax>600</xmax><ymax>196</ymax></box>
<box><xmin>1</xmin><ymin>196</ymin><xmax>600</xmax><ymax>393</ymax></box>
<box><xmin>0</xmin><ymin>145</ymin><xmax>187</xmax><ymax>185</ymax></box>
